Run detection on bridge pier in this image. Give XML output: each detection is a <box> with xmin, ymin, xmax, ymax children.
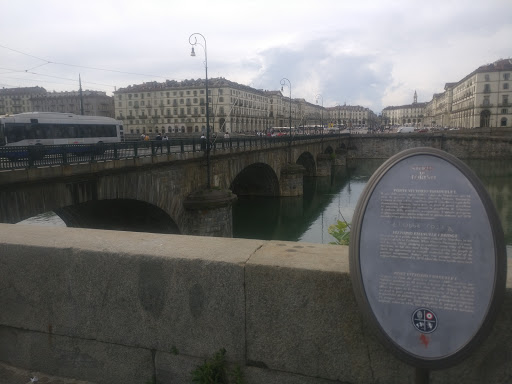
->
<box><xmin>316</xmin><ymin>154</ymin><xmax>333</xmax><ymax>177</ymax></box>
<box><xmin>334</xmin><ymin>149</ymin><xmax>347</xmax><ymax>166</ymax></box>
<box><xmin>183</xmin><ymin>189</ymin><xmax>237</xmax><ymax>237</ymax></box>
<box><xmin>280</xmin><ymin>164</ymin><xmax>305</xmax><ymax>196</ymax></box>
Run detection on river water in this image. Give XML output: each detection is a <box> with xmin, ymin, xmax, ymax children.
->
<box><xmin>17</xmin><ymin>159</ymin><xmax>512</xmax><ymax>256</ymax></box>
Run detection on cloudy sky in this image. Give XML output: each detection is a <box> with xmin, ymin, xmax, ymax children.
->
<box><xmin>1</xmin><ymin>0</ymin><xmax>511</xmax><ymax>113</ymax></box>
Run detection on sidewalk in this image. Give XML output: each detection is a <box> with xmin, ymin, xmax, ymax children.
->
<box><xmin>0</xmin><ymin>363</ymin><xmax>95</xmax><ymax>384</ymax></box>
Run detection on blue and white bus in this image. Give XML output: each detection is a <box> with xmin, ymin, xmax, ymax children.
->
<box><xmin>0</xmin><ymin>112</ymin><xmax>124</xmax><ymax>146</ymax></box>
<box><xmin>0</xmin><ymin>112</ymin><xmax>124</xmax><ymax>160</ymax></box>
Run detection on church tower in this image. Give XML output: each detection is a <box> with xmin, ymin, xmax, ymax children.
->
<box><xmin>413</xmin><ymin>90</ymin><xmax>417</xmax><ymax>104</ymax></box>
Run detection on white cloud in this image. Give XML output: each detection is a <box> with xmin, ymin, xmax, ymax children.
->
<box><xmin>1</xmin><ymin>0</ymin><xmax>511</xmax><ymax>113</ymax></box>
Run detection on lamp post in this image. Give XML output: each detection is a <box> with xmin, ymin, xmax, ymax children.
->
<box><xmin>280</xmin><ymin>78</ymin><xmax>292</xmax><ymax>160</ymax></box>
<box><xmin>316</xmin><ymin>93</ymin><xmax>323</xmax><ymax>134</ymax></box>
<box><xmin>189</xmin><ymin>32</ymin><xmax>211</xmax><ymax>189</ymax></box>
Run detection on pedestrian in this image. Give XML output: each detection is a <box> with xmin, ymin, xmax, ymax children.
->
<box><xmin>211</xmin><ymin>133</ymin><xmax>217</xmax><ymax>150</ymax></box>
<box><xmin>140</xmin><ymin>133</ymin><xmax>145</xmax><ymax>141</ymax></box>
<box><xmin>200</xmin><ymin>134</ymin><xmax>207</xmax><ymax>152</ymax></box>
<box><xmin>155</xmin><ymin>133</ymin><xmax>162</xmax><ymax>154</ymax></box>
<box><xmin>162</xmin><ymin>134</ymin><xmax>169</xmax><ymax>153</ymax></box>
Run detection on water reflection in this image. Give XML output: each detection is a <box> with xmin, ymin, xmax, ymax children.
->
<box><xmin>233</xmin><ymin>158</ymin><xmax>512</xmax><ymax>258</ymax></box>
<box><xmin>233</xmin><ymin>159</ymin><xmax>385</xmax><ymax>243</ymax></box>
<box><xmin>464</xmin><ymin>159</ymin><xmax>512</xmax><ymax>246</ymax></box>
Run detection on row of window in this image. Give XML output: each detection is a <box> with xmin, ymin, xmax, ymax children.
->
<box><xmin>484</xmin><ymin>83</ymin><xmax>509</xmax><ymax>92</ymax></box>
<box><xmin>123</xmin><ymin>98</ymin><xmax>210</xmax><ymax>107</ymax></box>
<box><xmin>120</xmin><ymin>89</ymin><xmax>207</xmax><ymax>100</ymax></box>
<box><xmin>484</xmin><ymin>73</ymin><xmax>511</xmax><ymax>81</ymax></box>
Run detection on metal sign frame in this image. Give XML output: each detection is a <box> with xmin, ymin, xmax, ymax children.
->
<box><xmin>349</xmin><ymin>147</ymin><xmax>506</xmax><ymax>369</ymax></box>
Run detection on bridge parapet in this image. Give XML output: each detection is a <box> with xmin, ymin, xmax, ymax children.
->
<box><xmin>0</xmin><ymin>224</ymin><xmax>511</xmax><ymax>383</ymax></box>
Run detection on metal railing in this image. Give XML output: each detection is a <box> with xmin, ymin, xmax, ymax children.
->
<box><xmin>0</xmin><ymin>133</ymin><xmax>347</xmax><ymax>170</ymax></box>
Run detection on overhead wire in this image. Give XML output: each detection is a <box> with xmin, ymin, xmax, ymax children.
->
<box><xmin>0</xmin><ymin>43</ymin><xmax>175</xmax><ymax>90</ymax></box>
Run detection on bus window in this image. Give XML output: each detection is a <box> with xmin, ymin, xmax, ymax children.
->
<box><xmin>54</xmin><ymin>125</ymin><xmax>70</xmax><ymax>138</ymax></box>
<box><xmin>34</xmin><ymin>125</ymin><xmax>48</xmax><ymax>139</ymax></box>
<box><xmin>105</xmin><ymin>125</ymin><xmax>117</xmax><ymax>137</ymax></box>
<box><xmin>25</xmin><ymin>125</ymin><xmax>36</xmax><ymax>139</ymax></box>
<box><xmin>0</xmin><ymin>123</ymin><xmax>5</xmax><ymax>145</ymax></box>
<box><xmin>5</xmin><ymin>125</ymin><xmax>25</xmax><ymax>143</ymax></box>
<box><xmin>68</xmin><ymin>125</ymin><xmax>77</xmax><ymax>138</ymax></box>
<box><xmin>79</xmin><ymin>125</ymin><xmax>91</xmax><ymax>138</ymax></box>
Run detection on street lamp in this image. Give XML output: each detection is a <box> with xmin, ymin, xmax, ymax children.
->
<box><xmin>189</xmin><ymin>32</ymin><xmax>211</xmax><ymax>189</ymax></box>
<box><xmin>280</xmin><ymin>78</ymin><xmax>292</xmax><ymax>160</ymax></box>
<box><xmin>316</xmin><ymin>93</ymin><xmax>323</xmax><ymax>134</ymax></box>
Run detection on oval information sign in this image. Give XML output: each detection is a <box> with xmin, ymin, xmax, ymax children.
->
<box><xmin>349</xmin><ymin>148</ymin><xmax>506</xmax><ymax>369</ymax></box>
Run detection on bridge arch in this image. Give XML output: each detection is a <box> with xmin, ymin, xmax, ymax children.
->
<box><xmin>230</xmin><ymin>163</ymin><xmax>280</xmax><ymax>196</ymax></box>
<box><xmin>296</xmin><ymin>152</ymin><xmax>316</xmax><ymax>176</ymax></box>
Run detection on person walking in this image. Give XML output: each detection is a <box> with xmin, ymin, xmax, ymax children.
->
<box><xmin>162</xmin><ymin>134</ymin><xmax>169</xmax><ymax>153</ymax></box>
<box><xmin>200</xmin><ymin>134</ymin><xmax>207</xmax><ymax>152</ymax></box>
<box><xmin>155</xmin><ymin>133</ymin><xmax>162</xmax><ymax>154</ymax></box>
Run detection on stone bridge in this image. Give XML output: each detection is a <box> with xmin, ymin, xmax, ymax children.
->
<box><xmin>0</xmin><ymin>136</ymin><xmax>344</xmax><ymax>236</ymax></box>
<box><xmin>2</xmin><ymin>132</ymin><xmax>511</xmax><ymax>237</ymax></box>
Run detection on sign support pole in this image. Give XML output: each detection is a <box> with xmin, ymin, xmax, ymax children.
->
<box><xmin>415</xmin><ymin>368</ymin><xmax>429</xmax><ymax>384</ymax></box>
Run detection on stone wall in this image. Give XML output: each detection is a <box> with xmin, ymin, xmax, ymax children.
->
<box><xmin>345</xmin><ymin>134</ymin><xmax>512</xmax><ymax>159</ymax></box>
<box><xmin>0</xmin><ymin>224</ymin><xmax>511</xmax><ymax>384</ymax></box>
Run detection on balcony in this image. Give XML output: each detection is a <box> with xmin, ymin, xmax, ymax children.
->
<box><xmin>479</xmin><ymin>103</ymin><xmax>493</xmax><ymax>108</ymax></box>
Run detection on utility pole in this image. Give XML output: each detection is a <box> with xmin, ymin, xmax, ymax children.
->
<box><xmin>79</xmin><ymin>74</ymin><xmax>84</xmax><ymax>115</ymax></box>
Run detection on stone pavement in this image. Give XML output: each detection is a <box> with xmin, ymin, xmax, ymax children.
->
<box><xmin>0</xmin><ymin>363</ymin><xmax>95</xmax><ymax>384</ymax></box>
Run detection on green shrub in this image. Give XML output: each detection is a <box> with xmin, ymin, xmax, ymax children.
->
<box><xmin>191</xmin><ymin>348</ymin><xmax>244</xmax><ymax>384</ymax></box>
<box><xmin>328</xmin><ymin>220</ymin><xmax>351</xmax><ymax>245</ymax></box>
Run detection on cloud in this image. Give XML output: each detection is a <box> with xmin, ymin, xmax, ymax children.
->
<box><xmin>1</xmin><ymin>0</ymin><xmax>511</xmax><ymax>114</ymax></box>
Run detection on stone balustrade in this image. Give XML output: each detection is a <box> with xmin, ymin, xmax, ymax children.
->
<box><xmin>0</xmin><ymin>224</ymin><xmax>511</xmax><ymax>383</ymax></box>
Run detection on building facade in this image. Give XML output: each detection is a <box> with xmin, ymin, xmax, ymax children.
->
<box><xmin>114</xmin><ymin>78</ymin><xmax>330</xmax><ymax>135</ymax></box>
<box><xmin>0</xmin><ymin>87</ymin><xmax>115</xmax><ymax>118</ymax></box>
<box><xmin>0</xmin><ymin>87</ymin><xmax>46</xmax><ymax>115</ymax></box>
<box><xmin>381</xmin><ymin>91</ymin><xmax>428</xmax><ymax>127</ymax></box>
<box><xmin>383</xmin><ymin>59</ymin><xmax>512</xmax><ymax>130</ymax></box>
<box><xmin>447</xmin><ymin>59</ymin><xmax>511</xmax><ymax>129</ymax></box>
<box><xmin>327</xmin><ymin>104</ymin><xmax>378</xmax><ymax>128</ymax></box>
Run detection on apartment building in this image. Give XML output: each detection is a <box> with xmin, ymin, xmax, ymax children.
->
<box><xmin>0</xmin><ymin>86</ymin><xmax>46</xmax><ymax>115</ymax></box>
<box><xmin>327</xmin><ymin>104</ymin><xmax>378</xmax><ymax>128</ymax></box>
<box><xmin>0</xmin><ymin>87</ymin><xmax>115</xmax><ymax>118</ymax></box>
<box><xmin>447</xmin><ymin>59</ymin><xmax>511</xmax><ymax>128</ymax></box>
<box><xmin>383</xmin><ymin>59</ymin><xmax>512</xmax><ymax>129</ymax></box>
<box><xmin>114</xmin><ymin>78</ymin><xmax>328</xmax><ymax>135</ymax></box>
<box><xmin>381</xmin><ymin>91</ymin><xmax>428</xmax><ymax>127</ymax></box>
<box><xmin>31</xmin><ymin>90</ymin><xmax>115</xmax><ymax>118</ymax></box>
